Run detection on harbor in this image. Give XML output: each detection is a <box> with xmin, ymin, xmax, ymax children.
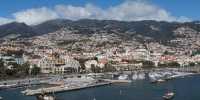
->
<box><xmin>19</xmin><ymin>68</ymin><xmax>198</xmax><ymax>97</ymax></box>
<box><xmin>0</xmin><ymin>68</ymin><xmax>199</xmax><ymax>100</ymax></box>
<box><xmin>1</xmin><ymin>73</ymin><xmax>200</xmax><ymax>100</ymax></box>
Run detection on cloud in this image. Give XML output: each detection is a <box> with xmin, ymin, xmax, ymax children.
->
<box><xmin>54</xmin><ymin>0</ymin><xmax>190</xmax><ymax>22</ymax></box>
<box><xmin>55</xmin><ymin>4</ymin><xmax>103</xmax><ymax>20</ymax></box>
<box><xmin>0</xmin><ymin>0</ymin><xmax>191</xmax><ymax>25</ymax></box>
<box><xmin>0</xmin><ymin>17</ymin><xmax>14</xmax><ymax>25</ymax></box>
<box><xmin>13</xmin><ymin>7</ymin><xmax>59</xmax><ymax>25</ymax></box>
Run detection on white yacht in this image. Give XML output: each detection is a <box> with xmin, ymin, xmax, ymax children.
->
<box><xmin>132</xmin><ymin>72</ymin><xmax>138</xmax><ymax>80</ymax></box>
<box><xmin>118</xmin><ymin>74</ymin><xmax>128</xmax><ymax>80</ymax></box>
<box><xmin>137</xmin><ymin>72</ymin><xmax>145</xmax><ymax>80</ymax></box>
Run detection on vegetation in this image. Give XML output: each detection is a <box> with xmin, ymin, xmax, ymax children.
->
<box><xmin>0</xmin><ymin>59</ymin><xmax>37</xmax><ymax>80</ymax></box>
<box><xmin>91</xmin><ymin>64</ymin><xmax>101</xmax><ymax>73</ymax></box>
<box><xmin>158</xmin><ymin>61</ymin><xmax>180</xmax><ymax>67</ymax></box>
<box><xmin>141</xmin><ymin>61</ymin><xmax>155</xmax><ymax>68</ymax></box>
<box><xmin>30</xmin><ymin>65</ymin><xmax>41</xmax><ymax>75</ymax></box>
<box><xmin>103</xmin><ymin>63</ymin><xmax>116</xmax><ymax>72</ymax></box>
<box><xmin>191</xmin><ymin>50</ymin><xmax>200</xmax><ymax>56</ymax></box>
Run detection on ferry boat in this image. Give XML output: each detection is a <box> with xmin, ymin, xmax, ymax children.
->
<box><xmin>162</xmin><ymin>92</ymin><xmax>175</xmax><ymax>100</ymax></box>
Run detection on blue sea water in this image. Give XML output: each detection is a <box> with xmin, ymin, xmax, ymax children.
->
<box><xmin>1</xmin><ymin>75</ymin><xmax>200</xmax><ymax>100</ymax></box>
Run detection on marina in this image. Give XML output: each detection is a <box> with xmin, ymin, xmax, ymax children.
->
<box><xmin>0</xmin><ymin>68</ymin><xmax>198</xmax><ymax>100</ymax></box>
<box><xmin>1</xmin><ymin>73</ymin><xmax>200</xmax><ymax>100</ymax></box>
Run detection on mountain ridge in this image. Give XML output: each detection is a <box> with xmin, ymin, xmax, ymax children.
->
<box><xmin>0</xmin><ymin>19</ymin><xmax>200</xmax><ymax>42</ymax></box>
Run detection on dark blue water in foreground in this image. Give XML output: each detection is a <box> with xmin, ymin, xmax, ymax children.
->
<box><xmin>1</xmin><ymin>75</ymin><xmax>200</xmax><ymax>100</ymax></box>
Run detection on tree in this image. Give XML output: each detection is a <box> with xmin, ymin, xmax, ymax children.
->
<box><xmin>103</xmin><ymin>63</ymin><xmax>116</xmax><ymax>72</ymax></box>
<box><xmin>31</xmin><ymin>65</ymin><xmax>41</xmax><ymax>75</ymax></box>
<box><xmin>21</xmin><ymin>62</ymin><xmax>30</xmax><ymax>75</ymax></box>
<box><xmin>158</xmin><ymin>61</ymin><xmax>180</xmax><ymax>68</ymax></box>
<box><xmin>189</xmin><ymin>62</ymin><xmax>195</xmax><ymax>67</ymax></box>
<box><xmin>0</xmin><ymin>59</ymin><xmax>6</xmax><ymax>79</ymax></box>
<box><xmin>91</xmin><ymin>64</ymin><xmax>101</xmax><ymax>73</ymax></box>
<box><xmin>142</xmin><ymin>61</ymin><xmax>155</xmax><ymax>68</ymax></box>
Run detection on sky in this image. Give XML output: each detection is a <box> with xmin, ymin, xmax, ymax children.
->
<box><xmin>0</xmin><ymin>0</ymin><xmax>199</xmax><ymax>25</ymax></box>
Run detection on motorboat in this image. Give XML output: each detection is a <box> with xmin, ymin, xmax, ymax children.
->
<box><xmin>132</xmin><ymin>73</ymin><xmax>138</xmax><ymax>80</ymax></box>
<box><xmin>118</xmin><ymin>74</ymin><xmax>128</xmax><ymax>80</ymax></box>
<box><xmin>137</xmin><ymin>73</ymin><xmax>145</xmax><ymax>80</ymax></box>
<box><xmin>157</xmin><ymin>79</ymin><xmax>166</xmax><ymax>83</ymax></box>
<box><xmin>36</xmin><ymin>94</ymin><xmax>56</xmax><ymax>100</ymax></box>
<box><xmin>36</xmin><ymin>90</ymin><xmax>56</xmax><ymax>100</ymax></box>
<box><xmin>151</xmin><ymin>79</ymin><xmax>166</xmax><ymax>84</ymax></box>
<box><xmin>162</xmin><ymin>92</ymin><xmax>175</xmax><ymax>100</ymax></box>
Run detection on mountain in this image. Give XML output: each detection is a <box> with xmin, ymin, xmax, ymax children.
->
<box><xmin>0</xmin><ymin>19</ymin><xmax>200</xmax><ymax>42</ymax></box>
<box><xmin>0</xmin><ymin>22</ymin><xmax>36</xmax><ymax>38</ymax></box>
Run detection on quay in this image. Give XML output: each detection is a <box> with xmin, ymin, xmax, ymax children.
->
<box><xmin>103</xmin><ymin>79</ymin><xmax>132</xmax><ymax>83</ymax></box>
<box><xmin>22</xmin><ymin>78</ymin><xmax>133</xmax><ymax>96</ymax></box>
<box><xmin>22</xmin><ymin>81</ymin><xmax>112</xmax><ymax>96</ymax></box>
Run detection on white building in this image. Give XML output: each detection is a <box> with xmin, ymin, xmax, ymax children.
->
<box><xmin>38</xmin><ymin>55</ymin><xmax>80</xmax><ymax>74</ymax></box>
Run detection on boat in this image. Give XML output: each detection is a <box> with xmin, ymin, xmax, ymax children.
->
<box><xmin>0</xmin><ymin>84</ymin><xmax>18</xmax><ymax>89</ymax></box>
<box><xmin>36</xmin><ymin>94</ymin><xmax>56</xmax><ymax>100</ymax></box>
<box><xmin>118</xmin><ymin>74</ymin><xmax>128</xmax><ymax>80</ymax></box>
<box><xmin>162</xmin><ymin>92</ymin><xmax>175</xmax><ymax>100</ymax></box>
<box><xmin>137</xmin><ymin>73</ymin><xmax>145</xmax><ymax>80</ymax></box>
<box><xmin>36</xmin><ymin>90</ymin><xmax>56</xmax><ymax>100</ymax></box>
<box><xmin>150</xmin><ymin>79</ymin><xmax>166</xmax><ymax>84</ymax></box>
<box><xmin>157</xmin><ymin>79</ymin><xmax>166</xmax><ymax>83</ymax></box>
<box><xmin>0</xmin><ymin>96</ymin><xmax>2</xmax><ymax>100</ymax></box>
<box><xmin>132</xmin><ymin>72</ymin><xmax>138</xmax><ymax>80</ymax></box>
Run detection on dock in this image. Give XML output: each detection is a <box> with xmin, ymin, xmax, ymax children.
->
<box><xmin>22</xmin><ymin>78</ymin><xmax>133</xmax><ymax>96</ymax></box>
<box><xmin>103</xmin><ymin>79</ymin><xmax>132</xmax><ymax>83</ymax></box>
<box><xmin>22</xmin><ymin>82</ymin><xmax>112</xmax><ymax>96</ymax></box>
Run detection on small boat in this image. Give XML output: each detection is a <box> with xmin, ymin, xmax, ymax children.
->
<box><xmin>157</xmin><ymin>79</ymin><xmax>166</xmax><ymax>83</ymax></box>
<box><xmin>36</xmin><ymin>94</ymin><xmax>56</xmax><ymax>100</ymax></box>
<box><xmin>132</xmin><ymin>73</ymin><xmax>138</xmax><ymax>80</ymax></box>
<box><xmin>0</xmin><ymin>96</ymin><xmax>3</xmax><ymax>100</ymax></box>
<box><xmin>151</xmin><ymin>79</ymin><xmax>166</xmax><ymax>84</ymax></box>
<box><xmin>118</xmin><ymin>74</ymin><xmax>128</xmax><ymax>80</ymax></box>
<box><xmin>137</xmin><ymin>73</ymin><xmax>145</xmax><ymax>80</ymax></box>
<box><xmin>163</xmin><ymin>92</ymin><xmax>175</xmax><ymax>100</ymax></box>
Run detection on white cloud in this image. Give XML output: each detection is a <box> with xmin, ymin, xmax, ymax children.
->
<box><xmin>0</xmin><ymin>17</ymin><xmax>14</xmax><ymax>25</ymax></box>
<box><xmin>104</xmin><ymin>1</ymin><xmax>176</xmax><ymax>21</ymax></box>
<box><xmin>0</xmin><ymin>0</ymin><xmax>192</xmax><ymax>25</ymax></box>
<box><xmin>55</xmin><ymin>4</ymin><xmax>103</xmax><ymax>20</ymax></box>
<box><xmin>54</xmin><ymin>0</ymin><xmax>190</xmax><ymax>22</ymax></box>
<box><xmin>13</xmin><ymin>7</ymin><xmax>59</xmax><ymax>25</ymax></box>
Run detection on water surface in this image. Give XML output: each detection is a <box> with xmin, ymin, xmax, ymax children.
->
<box><xmin>1</xmin><ymin>75</ymin><xmax>200</xmax><ymax>100</ymax></box>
